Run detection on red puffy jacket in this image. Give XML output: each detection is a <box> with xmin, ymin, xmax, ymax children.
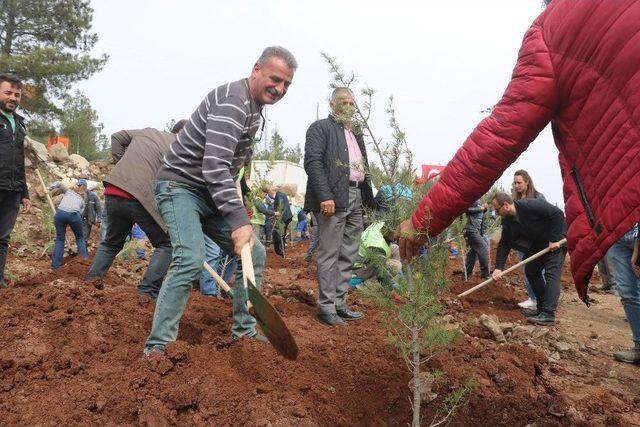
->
<box><xmin>412</xmin><ymin>0</ymin><xmax>640</xmax><ymax>303</ymax></box>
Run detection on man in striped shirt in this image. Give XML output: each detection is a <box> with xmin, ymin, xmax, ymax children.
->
<box><xmin>144</xmin><ymin>46</ymin><xmax>297</xmax><ymax>356</ymax></box>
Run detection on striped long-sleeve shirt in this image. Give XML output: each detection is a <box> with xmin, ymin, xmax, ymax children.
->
<box><xmin>157</xmin><ymin>79</ymin><xmax>262</xmax><ymax>230</ymax></box>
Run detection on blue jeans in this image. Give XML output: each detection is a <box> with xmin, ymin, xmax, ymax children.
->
<box><xmin>145</xmin><ymin>180</ymin><xmax>265</xmax><ymax>349</ymax></box>
<box><xmin>52</xmin><ymin>210</ymin><xmax>89</xmax><ymax>269</ymax></box>
<box><xmin>609</xmin><ymin>229</ymin><xmax>640</xmax><ymax>344</ymax></box>
<box><xmin>200</xmin><ymin>235</ymin><xmax>237</xmax><ymax>295</ymax></box>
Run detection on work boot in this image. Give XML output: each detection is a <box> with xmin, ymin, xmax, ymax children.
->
<box><xmin>527</xmin><ymin>312</ymin><xmax>555</xmax><ymax>326</ymax></box>
<box><xmin>336</xmin><ymin>308</ymin><xmax>364</xmax><ymax>321</ymax></box>
<box><xmin>317</xmin><ymin>312</ymin><xmax>346</xmax><ymax>326</ymax></box>
<box><xmin>613</xmin><ymin>343</ymin><xmax>640</xmax><ymax>365</ymax></box>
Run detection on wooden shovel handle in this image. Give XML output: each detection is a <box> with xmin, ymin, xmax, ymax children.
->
<box><xmin>457</xmin><ymin>238</ymin><xmax>567</xmax><ymax>298</ymax></box>
<box><xmin>202</xmin><ymin>262</ymin><xmax>235</xmax><ymax>298</ymax></box>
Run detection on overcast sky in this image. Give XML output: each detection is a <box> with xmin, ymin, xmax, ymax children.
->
<box><xmin>78</xmin><ymin>0</ymin><xmax>562</xmax><ymax>206</ymax></box>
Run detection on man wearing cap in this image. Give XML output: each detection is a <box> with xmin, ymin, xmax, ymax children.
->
<box><xmin>0</xmin><ymin>73</ymin><xmax>29</xmax><ymax>287</ymax></box>
<box><xmin>303</xmin><ymin>87</ymin><xmax>376</xmax><ymax>326</ymax></box>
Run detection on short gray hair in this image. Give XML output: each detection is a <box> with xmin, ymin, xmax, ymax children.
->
<box><xmin>330</xmin><ymin>87</ymin><xmax>354</xmax><ymax>104</ymax></box>
<box><xmin>257</xmin><ymin>46</ymin><xmax>298</xmax><ymax>71</ymax></box>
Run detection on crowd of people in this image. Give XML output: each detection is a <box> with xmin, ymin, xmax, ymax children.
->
<box><xmin>0</xmin><ymin>0</ymin><xmax>639</xmax><ymax>365</ymax></box>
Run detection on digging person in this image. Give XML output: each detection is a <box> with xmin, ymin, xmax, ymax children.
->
<box><xmin>303</xmin><ymin>87</ymin><xmax>376</xmax><ymax>326</ymax></box>
<box><xmin>0</xmin><ymin>73</ymin><xmax>30</xmax><ymax>288</ymax></box>
<box><xmin>490</xmin><ymin>193</ymin><xmax>567</xmax><ymax>326</ymax></box>
<box><xmin>143</xmin><ymin>46</ymin><xmax>297</xmax><ymax>356</ymax></box>
<box><xmin>84</xmin><ymin>120</ymin><xmax>186</xmax><ymax>297</ymax></box>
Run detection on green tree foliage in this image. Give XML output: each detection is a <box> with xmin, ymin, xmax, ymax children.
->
<box><xmin>0</xmin><ymin>0</ymin><xmax>107</xmax><ymax>117</ymax></box>
<box><xmin>59</xmin><ymin>90</ymin><xmax>107</xmax><ymax>160</ymax></box>
<box><xmin>253</xmin><ymin>128</ymin><xmax>303</xmax><ymax>163</ymax></box>
<box><xmin>322</xmin><ymin>53</ymin><xmax>473</xmax><ymax>426</ymax></box>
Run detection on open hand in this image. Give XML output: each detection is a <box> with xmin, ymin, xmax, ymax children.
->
<box><xmin>395</xmin><ymin>219</ymin><xmax>426</xmax><ymax>260</ymax></box>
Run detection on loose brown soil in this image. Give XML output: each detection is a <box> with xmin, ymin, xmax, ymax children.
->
<box><xmin>2</xmin><ymin>201</ymin><xmax>640</xmax><ymax>425</ymax></box>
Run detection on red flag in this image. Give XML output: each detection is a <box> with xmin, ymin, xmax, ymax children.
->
<box><xmin>415</xmin><ymin>164</ymin><xmax>446</xmax><ymax>184</ymax></box>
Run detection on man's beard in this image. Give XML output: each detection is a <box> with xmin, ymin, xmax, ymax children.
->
<box><xmin>0</xmin><ymin>100</ymin><xmax>16</xmax><ymax>114</ymax></box>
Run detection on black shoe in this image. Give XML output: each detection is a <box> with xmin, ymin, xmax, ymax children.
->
<box><xmin>336</xmin><ymin>308</ymin><xmax>364</xmax><ymax>321</ymax></box>
<box><xmin>317</xmin><ymin>312</ymin><xmax>346</xmax><ymax>326</ymax></box>
<box><xmin>522</xmin><ymin>308</ymin><xmax>540</xmax><ymax>317</ymax></box>
<box><xmin>527</xmin><ymin>312</ymin><xmax>555</xmax><ymax>326</ymax></box>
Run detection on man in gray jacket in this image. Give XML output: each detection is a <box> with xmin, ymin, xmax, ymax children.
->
<box><xmin>465</xmin><ymin>199</ymin><xmax>490</xmax><ymax>279</ymax></box>
<box><xmin>84</xmin><ymin>120</ymin><xmax>186</xmax><ymax>298</ymax></box>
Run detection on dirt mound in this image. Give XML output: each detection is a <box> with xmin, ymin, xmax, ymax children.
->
<box><xmin>0</xmin><ymin>243</ymin><xmax>637</xmax><ymax>425</ymax></box>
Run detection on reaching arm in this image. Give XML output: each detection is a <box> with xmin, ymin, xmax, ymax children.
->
<box><xmin>411</xmin><ymin>25</ymin><xmax>559</xmax><ymax>238</ymax></box>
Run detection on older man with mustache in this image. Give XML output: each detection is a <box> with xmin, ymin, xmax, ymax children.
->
<box><xmin>144</xmin><ymin>46</ymin><xmax>297</xmax><ymax>356</ymax></box>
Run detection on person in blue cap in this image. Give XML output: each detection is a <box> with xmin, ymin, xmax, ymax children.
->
<box><xmin>49</xmin><ymin>178</ymin><xmax>90</xmax><ymax>268</ymax></box>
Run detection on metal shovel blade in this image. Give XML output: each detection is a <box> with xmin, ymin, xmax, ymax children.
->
<box><xmin>246</xmin><ymin>278</ymin><xmax>299</xmax><ymax>360</ymax></box>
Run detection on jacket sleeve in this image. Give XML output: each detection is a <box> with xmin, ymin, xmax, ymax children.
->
<box><xmin>411</xmin><ymin>25</ymin><xmax>559</xmax><ymax>237</ymax></box>
<box><xmin>304</xmin><ymin>122</ymin><xmax>334</xmax><ymax>203</ymax></box>
<box><xmin>111</xmin><ymin>130</ymin><xmax>135</xmax><ymax>163</ymax></box>
<box><xmin>495</xmin><ymin>223</ymin><xmax>512</xmax><ymax>270</ymax></box>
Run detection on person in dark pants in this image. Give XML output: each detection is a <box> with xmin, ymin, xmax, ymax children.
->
<box><xmin>85</xmin><ymin>121</ymin><xmax>186</xmax><ymax>297</ymax></box>
<box><xmin>81</xmin><ymin>187</ymin><xmax>102</xmax><ymax>244</ymax></box>
<box><xmin>0</xmin><ymin>73</ymin><xmax>30</xmax><ymax>287</ymax></box>
<box><xmin>491</xmin><ymin>192</ymin><xmax>567</xmax><ymax>326</ymax></box>
<box><xmin>304</xmin><ymin>87</ymin><xmax>376</xmax><ymax>326</ymax></box>
<box><xmin>51</xmin><ymin>179</ymin><xmax>90</xmax><ymax>269</ymax></box>
<box><xmin>465</xmin><ymin>199</ymin><xmax>490</xmax><ymax>279</ymax></box>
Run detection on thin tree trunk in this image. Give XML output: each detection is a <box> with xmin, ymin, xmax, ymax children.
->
<box><xmin>412</xmin><ymin>323</ymin><xmax>421</xmax><ymax>427</ymax></box>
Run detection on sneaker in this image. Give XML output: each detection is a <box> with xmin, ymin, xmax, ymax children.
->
<box><xmin>527</xmin><ymin>312</ymin><xmax>555</xmax><ymax>326</ymax></box>
<box><xmin>518</xmin><ymin>298</ymin><xmax>537</xmax><ymax>309</ymax></box>
<box><xmin>143</xmin><ymin>345</ymin><xmax>166</xmax><ymax>357</ymax></box>
<box><xmin>613</xmin><ymin>344</ymin><xmax>640</xmax><ymax>364</ymax></box>
<box><xmin>248</xmin><ymin>333</ymin><xmax>270</xmax><ymax>344</ymax></box>
<box><xmin>522</xmin><ymin>308</ymin><xmax>540</xmax><ymax>317</ymax></box>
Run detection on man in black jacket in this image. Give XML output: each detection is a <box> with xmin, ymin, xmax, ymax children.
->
<box><xmin>492</xmin><ymin>192</ymin><xmax>567</xmax><ymax>325</ymax></box>
<box><xmin>304</xmin><ymin>87</ymin><xmax>375</xmax><ymax>326</ymax></box>
<box><xmin>0</xmin><ymin>73</ymin><xmax>30</xmax><ymax>288</ymax></box>
<box><xmin>465</xmin><ymin>199</ymin><xmax>489</xmax><ymax>279</ymax></box>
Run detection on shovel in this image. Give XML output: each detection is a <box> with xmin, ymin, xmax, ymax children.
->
<box><xmin>204</xmin><ymin>252</ymin><xmax>299</xmax><ymax>360</ymax></box>
<box><xmin>457</xmin><ymin>238</ymin><xmax>567</xmax><ymax>298</ymax></box>
<box><xmin>202</xmin><ymin>261</ymin><xmax>234</xmax><ymax>298</ymax></box>
<box><xmin>238</xmin><ymin>245</ymin><xmax>299</xmax><ymax>360</ymax></box>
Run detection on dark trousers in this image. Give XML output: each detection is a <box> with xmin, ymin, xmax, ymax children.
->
<box><xmin>525</xmin><ymin>247</ymin><xmax>566</xmax><ymax>316</ymax></box>
<box><xmin>0</xmin><ymin>190</ymin><xmax>21</xmax><ymax>284</ymax></box>
<box><xmin>86</xmin><ymin>196</ymin><xmax>172</xmax><ymax>298</ymax></box>
<box><xmin>82</xmin><ymin>220</ymin><xmax>93</xmax><ymax>242</ymax></box>
<box><xmin>465</xmin><ymin>230</ymin><xmax>489</xmax><ymax>278</ymax></box>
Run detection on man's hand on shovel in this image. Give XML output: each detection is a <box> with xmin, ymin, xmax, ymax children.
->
<box><xmin>232</xmin><ymin>224</ymin><xmax>254</xmax><ymax>256</ymax></box>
